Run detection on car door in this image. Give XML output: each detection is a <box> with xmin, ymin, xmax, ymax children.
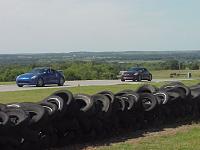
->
<box><xmin>139</xmin><ymin>68</ymin><xmax>145</xmax><ymax>79</ymax></box>
<box><xmin>45</xmin><ymin>69</ymin><xmax>57</xmax><ymax>84</ymax></box>
<box><xmin>143</xmin><ymin>68</ymin><xmax>150</xmax><ymax>79</ymax></box>
<box><xmin>49</xmin><ymin>69</ymin><xmax>58</xmax><ymax>83</ymax></box>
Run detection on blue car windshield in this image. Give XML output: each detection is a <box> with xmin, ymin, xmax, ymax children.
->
<box><xmin>128</xmin><ymin>68</ymin><xmax>141</xmax><ymax>72</ymax></box>
<box><xmin>30</xmin><ymin>68</ymin><xmax>48</xmax><ymax>74</ymax></box>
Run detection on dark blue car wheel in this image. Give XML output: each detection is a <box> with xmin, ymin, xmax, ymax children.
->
<box><xmin>17</xmin><ymin>84</ymin><xmax>23</xmax><ymax>87</ymax></box>
<box><xmin>58</xmin><ymin>77</ymin><xmax>65</xmax><ymax>86</ymax></box>
<box><xmin>36</xmin><ymin>78</ymin><xmax>44</xmax><ymax>87</ymax></box>
<box><xmin>137</xmin><ymin>75</ymin><xmax>142</xmax><ymax>82</ymax></box>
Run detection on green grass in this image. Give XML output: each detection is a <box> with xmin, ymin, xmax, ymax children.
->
<box><xmin>97</xmin><ymin>125</ymin><xmax>200</xmax><ymax>150</ymax></box>
<box><xmin>0</xmin><ymin>84</ymin><xmax>143</xmax><ymax>103</ymax></box>
<box><xmin>98</xmin><ymin>143</ymin><xmax>134</xmax><ymax>150</ymax></box>
<box><xmin>0</xmin><ymin>79</ymin><xmax>199</xmax><ymax>104</ymax></box>
<box><xmin>0</xmin><ymin>81</ymin><xmax>15</xmax><ymax>85</ymax></box>
<box><xmin>151</xmin><ymin>70</ymin><xmax>200</xmax><ymax>79</ymax></box>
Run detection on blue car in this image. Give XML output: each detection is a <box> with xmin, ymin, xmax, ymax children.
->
<box><xmin>16</xmin><ymin>67</ymin><xmax>65</xmax><ymax>87</ymax></box>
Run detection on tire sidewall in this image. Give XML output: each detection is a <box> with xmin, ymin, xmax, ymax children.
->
<box><xmin>17</xmin><ymin>84</ymin><xmax>23</xmax><ymax>87</ymax></box>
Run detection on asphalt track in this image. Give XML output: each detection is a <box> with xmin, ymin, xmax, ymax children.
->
<box><xmin>0</xmin><ymin>78</ymin><xmax>194</xmax><ymax>92</ymax></box>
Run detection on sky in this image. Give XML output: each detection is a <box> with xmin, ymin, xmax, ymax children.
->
<box><xmin>0</xmin><ymin>0</ymin><xmax>200</xmax><ymax>54</ymax></box>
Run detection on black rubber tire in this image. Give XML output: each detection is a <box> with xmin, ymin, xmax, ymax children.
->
<box><xmin>50</xmin><ymin>90</ymin><xmax>73</xmax><ymax>105</ymax></box>
<box><xmin>115</xmin><ymin>90</ymin><xmax>139</xmax><ymax>105</ymax></box>
<box><xmin>6</xmin><ymin>102</ymin><xmax>23</xmax><ymax>108</ymax></box>
<box><xmin>97</xmin><ymin>91</ymin><xmax>114</xmax><ymax>103</ymax></box>
<box><xmin>190</xmin><ymin>84</ymin><xmax>200</xmax><ymax>89</ymax></box>
<box><xmin>1</xmin><ymin>145</ymin><xmax>15</xmax><ymax>150</ymax></box>
<box><xmin>160</xmin><ymin>84</ymin><xmax>191</xmax><ymax>100</ymax></box>
<box><xmin>17</xmin><ymin>84</ymin><xmax>23</xmax><ymax>87</ymax></box>
<box><xmin>3</xmin><ymin>108</ymin><xmax>29</xmax><ymax>127</ymax></box>
<box><xmin>167</xmin><ymin>91</ymin><xmax>181</xmax><ymax>101</ymax></box>
<box><xmin>0</xmin><ymin>111</ymin><xmax>9</xmax><ymax>128</ymax></box>
<box><xmin>119</xmin><ymin>92</ymin><xmax>140</xmax><ymax>110</ymax></box>
<box><xmin>36</xmin><ymin>78</ymin><xmax>44</xmax><ymax>87</ymax></box>
<box><xmin>137</xmin><ymin>84</ymin><xmax>158</xmax><ymax>94</ymax></box>
<box><xmin>120</xmin><ymin>94</ymin><xmax>135</xmax><ymax>110</ymax></box>
<box><xmin>114</xmin><ymin>96</ymin><xmax>126</xmax><ymax>111</ymax></box>
<box><xmin>58</xmin><ymin>77</ymin><xmax>65</xmax><ymax>86</ymax></box>
<box><xmin>38</xmin><ymin>101</ymin><xmax>58</xmax><ymax>118</ymax></box>
<box><xmin>42</xmin><ymin>95</ymin><xmax>66</xmax><ymax>116</ymax></box>
<box><xmin>191</xmin><ymin>89</ymin><xmax>200</xmax><ymax>100</ymax></box>
<box><xmin>139</xmin><ymin>93</ymin><xmax>157</xmax><ymax>111</ymax></box>
<box><xmin>73</xmin><ymin>94</ymin><xmax>95</xmax><ymax>115</ymax></box>
<box><xmin>154</xmin><ymin>91</ymin><xmax>169</xmax><ymax>104</ymax></box>
<box><xmin>121</xmin><ymin>79</ymin><xmax>125</xmax><ymax>82</ymax></box>
<box><xmin>91</xmin><ymin>94</ymin><xmax>111</xmax><ymax>113</ymax></box>
<box><xmin>18</xmin><ymin>102</ymin><xmax>47</xmax><ymax>127</ymax></box>
<box><xmin>190</xmin><ymin>84</ymin><xmax>200</xmax><ymax>99</ymax></box>
<box><xmin>0</xmin><ymin>103</ymin><xmax>6</xmax><ymax>111</ymax></box>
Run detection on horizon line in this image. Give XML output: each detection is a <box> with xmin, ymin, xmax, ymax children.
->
<box><xmin>0</xmin><ymin>50</ymin><xmax>200</xmax><ymax>55</ymax></box>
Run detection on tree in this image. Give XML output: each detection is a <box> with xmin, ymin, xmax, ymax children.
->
<box><xmin>189</xmin><ymin>62</ymin><xmax>199</xmax><ymax>70</ymax></box>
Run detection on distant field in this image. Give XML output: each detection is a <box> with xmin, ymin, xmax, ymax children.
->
<box><xmin>0</xmin><ymin>81</ymin><xmax>15</xmax><ymax>85</ymax></box>
<box><xmin>151</xmin><ymin>70</ymin><xmax>200</xmax><ymax>79</ymax></box>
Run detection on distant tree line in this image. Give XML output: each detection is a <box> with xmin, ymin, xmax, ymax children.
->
<box><xmin>0</xmin><ymin>59</ymin><xmax>199</xmax><ymax>82</ymax></box>
<box><xmin>1</xmin><ymin>51</ymin><xmax>200</xmax><ymax>65</ymax></box>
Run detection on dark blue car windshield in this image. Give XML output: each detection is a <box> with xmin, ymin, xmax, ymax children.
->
<box><xmin>30</xmin><ymin>68</ymin><xmax>48</xmax><ymax>74</ymax></box>
<box><xmin>128</xmin><ymin>68</ymin><xmax>141</xmax><ymax>72</ymax></box>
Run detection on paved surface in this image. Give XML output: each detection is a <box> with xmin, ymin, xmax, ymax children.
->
<box><xmin>0</xmin><ymin>79</ymin><xmax>194</xmax><ymax>92</ymax></box>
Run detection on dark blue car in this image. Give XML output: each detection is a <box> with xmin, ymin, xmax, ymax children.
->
<box><xmin>16</xmin><ymin>67</ymin><xmax>65</xmax><ymax>87</ymax></box>
<box><xmin>121</xmin><ymin>67</ymin><xmax>152</xmax><ymax>82</ymax></box>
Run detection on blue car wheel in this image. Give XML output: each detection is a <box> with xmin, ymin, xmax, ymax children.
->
<box><xmin>36</xmin><ymin>78</ymin><xmax>44</xmax><ymax>87</ymax></box>
<box><xmin>58</xmin><ymin>77</ymin><xmax>65</xmax><ymax>86</ymax></box>
<box><xmin>17</xmin><ymin>84</ymin><xmax>24</xmax><ymax>87</ymax></box>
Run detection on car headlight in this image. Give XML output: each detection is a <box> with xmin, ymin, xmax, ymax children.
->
<box><xmin>31</xmin><ymin>75</ymin><xmax>37</xmax><ymax>79</ymax></box>
<box><xmin>134</xmin><ymin>73</ymin><xmax>139</xmax><ymax>75</ymax></box>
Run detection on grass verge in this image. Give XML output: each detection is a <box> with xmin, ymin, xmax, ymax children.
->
<box><xmin>0</xmin><ymin>79</ymin><xmax>199</xmax><ymax>103</ymax></box>
<box><xmin>96</xmin><ymin>124</ymin><xmax>200</xmax><ymax>150</ymax></box>
<box><xmin>151</xmin><ymin>70</ymin><xmax>200</xmax><ymax>79</ymax></box>
<box><xmin>0</xmin><ymin>81</ymin><xmax>15</xmax><ymax>85</ymax></box>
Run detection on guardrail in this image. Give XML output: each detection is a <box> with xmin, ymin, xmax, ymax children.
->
<box><xmin>170</xmin><ymin>72</ymin><xmax>192</xmax><ymax>78</ymax></box>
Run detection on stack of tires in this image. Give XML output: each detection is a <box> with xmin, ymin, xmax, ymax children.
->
<box><xmin>0</xmin><ymin>82</ymin><xmax>200</xmax><ymax>150</ymax></box>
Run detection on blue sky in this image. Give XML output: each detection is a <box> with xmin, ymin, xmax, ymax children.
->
<box><xmin>0</xmin><ymin>0</ymin><xmax>199</xmax><ymax>54</ymax></box>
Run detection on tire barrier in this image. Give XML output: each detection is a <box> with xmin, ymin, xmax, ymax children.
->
<box><xmin>0</xmin><ymin>82</ymin><xmax>200</xmax><ymax>149</ymax></box>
